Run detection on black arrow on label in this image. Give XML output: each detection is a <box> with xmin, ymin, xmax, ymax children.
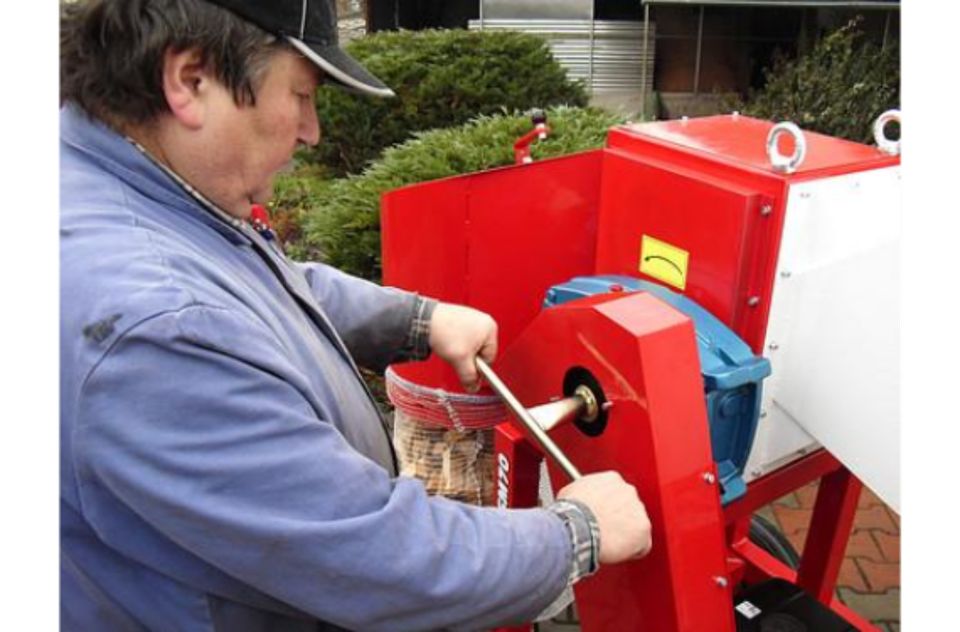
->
<box><xmin>644</xmin><ymin>255</ymin><xmax>684</xmax><ymax>278</ymax></box>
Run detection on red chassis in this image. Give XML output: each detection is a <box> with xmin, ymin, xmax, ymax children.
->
<box><xmin>380</xmin><ymin>115</ymin><xmax>898</xmax><ymax>631</ymax></box>
<box><xmin>488</xmin><ymin>292</ymin><xmax>876</xmax><ymax>632</ymax></box>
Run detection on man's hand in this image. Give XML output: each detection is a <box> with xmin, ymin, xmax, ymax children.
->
<box><xmin>558</xmin><ymin>471</ymin><xmax>652</xmax><ymax>564</ymax></box>
<box><xmin>428</xmin><ymin>303</ymin><xmax>498</xmax><ymax>392</ymax></box>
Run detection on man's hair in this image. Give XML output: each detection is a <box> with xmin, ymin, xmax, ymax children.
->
<box><xmin>61</xmin><ymin>0</ymin><xmax>286</xmax><ymax>127</ymax></box>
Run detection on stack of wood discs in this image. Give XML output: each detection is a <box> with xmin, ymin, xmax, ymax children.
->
<box><xmin>386</xmin><ymin>368</ymin><xmax>505</xmax><ymax>506</ymax></box>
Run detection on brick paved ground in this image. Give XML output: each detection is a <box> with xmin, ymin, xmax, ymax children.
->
<box><xmin>539</xmin><ymin>481</ymin><xmax>900</xmax><ymax>631</ymax></box>
<box><xmin>757</xmin><ymin>481</ymin><xmax>901</xmax><ymax>630</ymax></box>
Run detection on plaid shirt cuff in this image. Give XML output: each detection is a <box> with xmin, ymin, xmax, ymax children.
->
<box><xmin>546</xmin><ymin>499</ymin><xmax>601</xmax><ymax>585</ymax></box>
<box><xmin>403</xmin><ymin>296</ymin><xmax>436</xmax><ymax>361</ymax></box>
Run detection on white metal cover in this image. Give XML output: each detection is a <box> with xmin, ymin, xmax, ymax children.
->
<box><xmin>744</xmin><ymin>166</ymin><xmax>901</xmax><ymax>512</ymax></box>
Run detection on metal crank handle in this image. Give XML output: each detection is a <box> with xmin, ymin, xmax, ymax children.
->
<box><xmin>475</xmin><ymin>357</ymin><xmax>583</xmax><ymax>481</ymax></box>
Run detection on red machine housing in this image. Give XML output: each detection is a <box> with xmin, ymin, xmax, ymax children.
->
<box><xmin>381</xmin><ymin>115</ymin><xmax>898</xmax><ymax>631</ymax></box>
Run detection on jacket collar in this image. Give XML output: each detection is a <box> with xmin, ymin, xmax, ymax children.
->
<box><xmin>60</xmin><ymin>104</ymin><xmax>251</xmax><ymax>246</ymax></box>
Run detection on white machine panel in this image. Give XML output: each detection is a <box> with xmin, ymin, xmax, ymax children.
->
<box><xmin>745</xmin><ymin>166</ymin><xmax>900</xmax><ymax>512</ymax></box>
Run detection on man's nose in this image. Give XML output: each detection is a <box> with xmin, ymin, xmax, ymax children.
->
<box><xmin>299</xmin><ymin>106</ymin><xmax>321</xmax><ymax>147</ymax></box>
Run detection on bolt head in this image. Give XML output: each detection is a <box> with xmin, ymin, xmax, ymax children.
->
<box><xmin>713</xmin><ymin>576</ymin><xmax>729</xmax><ymax>588</ymax></box>
<box><xmin>747</xmin><ymin>296</ymin><xmax>760</xmax><ymax>307</ymax></box>
<box><xmin>702</xmin><ymin>472</ymin><xmax>716</xmax><ymax>485</ymax></box>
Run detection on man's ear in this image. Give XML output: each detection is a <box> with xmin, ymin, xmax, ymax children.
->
<box><xmin>161</xmin><ymin>48</ymin><xmax>211</xmax><ymax>130</ymax></box>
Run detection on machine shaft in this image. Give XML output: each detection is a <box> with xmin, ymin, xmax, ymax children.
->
<box><xmin>476</xmin><ymin>358</ymin><xmax>583</xmax><ymax>481</ymax></box>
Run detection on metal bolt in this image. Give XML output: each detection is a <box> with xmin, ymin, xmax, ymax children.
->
<box><xmin>760</xmin><ymin>204</ymin><xmax>773</xmax><ymax>216</ymax></box>
<box><xmin>780</xmin><ymin>270</ymin><xmax>792</xmax><ymax>278</ymax></box>
<box><xmin>759</xmin><ymin>410</ymin><xmax>768</xmax><ymax>419</ymax></box>
<box><xmin>747</xmin><ymin>296</ymin><xmax>760</xmax><ymax>307</ymax></box>
<box><xmin>601</xmin><ymin>401</ymin><xmax>614</xmax><ymax>411</ymax></box>
<box><xmin>713</xmin><ymin>576</ymin><xmax>729</xmax><ymax>588</ymax></box>
<box><xmin>800</xmin><ymin>192</ymin><xmax>811</xmax><ymax>199</ymax></box>
<box><xmin>768</xmin><ymin>342</ymin><xmax>779</xmax><ymax>351</ymax></box>
<box><xmin>702</xmin><ymin>472</ymin><xmax>716</xmax><ymax>485</ymax></box>
<box><xmin>750</xmin><ymin>468</ymin><xmax>763</xmax><ymax>477</ymax></box>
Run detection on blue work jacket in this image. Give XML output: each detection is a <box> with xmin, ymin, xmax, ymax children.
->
<box><xmin>59</xmin><ymin>105</ymin><xmax>570</xmax><ymax>631</ymax></box>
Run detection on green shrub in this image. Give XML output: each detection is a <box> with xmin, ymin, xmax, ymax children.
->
<box><xmin>739</xmin><ymin>18</ymin><xmax>899</xmax><ymax>143</ymax></box>
<box><xmin>305</xmin><ymin>29</ymin><xmax>589</xmax><ymax>175</ymax></box>
<box><xmin>266</xmin><ymin>162</ymin><xmax>333</xmax><ymax>252</ymax></box>
<box><xmin>285</xmin><ymin>105</ymin><xmax>624</xmax><ymax>281</ymax></box>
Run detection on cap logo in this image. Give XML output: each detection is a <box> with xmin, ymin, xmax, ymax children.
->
<box><xmin>299</xmin><ymin>0</ymin><xmax>308</xmax><ymax>39</ymax></box>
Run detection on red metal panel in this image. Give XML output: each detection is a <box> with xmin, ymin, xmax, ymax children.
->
<box><xmin>593</xmin><ymin>150</ymin><xmax>766</xmax><ymax>338</ymax></box>
<box><xmin>493</xmin><ymin>423</ymin><xmax>541</xmax><ymax>509</ymax></box>
<box><xmin>381</xmin><ymin>151</ymin><xmax>604</xmax><ymax>391</ymax></box>
<box><xmin>610</xmin><ymin>115</ymin><xmax>899</xmax><ymax>180</ymax></box>
<box><xmin>496</xmin><ymin>292</ymin><xmax>733</xmax><ymax>632</ymax></box>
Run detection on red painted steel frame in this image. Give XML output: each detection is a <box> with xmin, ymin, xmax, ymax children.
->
<box><xmin>495</xmin><ymin>292</ymin><xmax>734</xmax><ymax>632</ymax></box>
<box><xmin>380</xmin><ymin>115</ymin><xmax>899</xmax><ymax>630</ymax></box>
<box><xmin>724</xmin><ymin>451</ymin><xmax>878</xmax><ymax>630</ymax></box>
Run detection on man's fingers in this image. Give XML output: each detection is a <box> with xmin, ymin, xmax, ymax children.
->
<box><xmin>478</xmin><ymin>339</ymin><xmax>497</xmax><ymax>364</ymax></box>
<box><xmin>456</xmin><ymin>360</ymin><xmax>480</xmax><ymax>392</ymax></box>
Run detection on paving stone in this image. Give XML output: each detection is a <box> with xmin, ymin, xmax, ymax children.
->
<box><xmin>844</xmin><ymin>529</ymin><xmax>883</xmax><ymax>562</ymax></box>
<box><xmin>795</xmin><ymin>482</ymin><xmax>819</xmax><ymax>509</ymax></box>
<box><xmin>772</xmin><ymin>504</ymin><xmax>812</xmax><ymax>535</ymax></box>
<box><xmin>837</xmin><ymin>587</ymin><xmax>900</xmax><ymax>623</ymax></box>
<box><xmin>853</xmin><ymin>505</ymin><xmax>898</xmax><ymax>534</ymax></box>
<box><xmin>886</xmin><ymin>505</ymin><xmax>900</xmax><ymax>529</ymax></box>
<box><xmin>773</xmin><ymin>491</ymin><xmax>801</xmax><ymax>509</ymax></box>
<box><xmin>857</xmin><ymin>487</ymin><xmax>883</xmax><ymax>509</ymax></box>
<box><xmin>836</xmin><ymin>557</ymin><xmax>869</xmax><ymax>592</ymax></box>
<box><xmin>755</xmin><ymin>504</ymin><xmax>777</xmax><ymax>526</ymax></box>
<box><xmin>873</xmin><ymin>530</ymin><xmax>900</xmax><ymax>563</ymax></box>
<box><xmin>784</xmin><ymin>527</ymin><xmax>807</xmax><ymax>554</ymax></box>
<box><xmin>856</xmin><ymin>558</ymin><xmax>900</xmax><ymax>592</ymax></box>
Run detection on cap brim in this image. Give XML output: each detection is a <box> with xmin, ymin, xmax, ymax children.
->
<box><xmin>287</xmin><ymin>37</ymin><xmax>395</xmax><ymax>98</ymax></box>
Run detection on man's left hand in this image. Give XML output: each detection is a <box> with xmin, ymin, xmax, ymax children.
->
<box><xmin>428</xmin><ymin>303</ymin><xmax>498</xmax><ymax>392</ymax></box>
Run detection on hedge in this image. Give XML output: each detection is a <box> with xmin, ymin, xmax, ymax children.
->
<box><xmin>284</xmin><ymin>106</ymin><xmax>625</xmax><ymax>281</ymax></box>
<box><xmin>303</xmin><ymin>28</ymin><xmax>589</xmax><ymax>176</ymax></box>
<box><xmin>739</xmin><ymin>17</ymin><xmax>900</xmax><ymax>143</ymax></box>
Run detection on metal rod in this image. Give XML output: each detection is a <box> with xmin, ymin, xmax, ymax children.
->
<box><xmin>693</xmin><ymin>5</ymin><xmax>704</xmax><ymax>95</ymax></box>
<box><xmin>641</xmin><ymin>3</ymin><xmax>651</xmax><ymax>120</ymax></box>
<box><xmin>529</xmin><ymin>396</ymin><xmax>587</xmax><ymax>433</ymax></box>
<box><xmin>476</xmin><ymin>358</ymin><xmax>583</xmax><ymax>481</ymax></box>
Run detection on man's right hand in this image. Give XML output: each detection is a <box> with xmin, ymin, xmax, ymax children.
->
<box><xmin>557</xmin><ymin>471</ymin><xmax>652</xmax><ymax>564</ymax></box>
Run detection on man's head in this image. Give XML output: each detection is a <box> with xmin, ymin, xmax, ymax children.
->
<box><xmin>61</xmin><ymin>0</ymin><xmax>389</xmax><ymax>218</ymax></box>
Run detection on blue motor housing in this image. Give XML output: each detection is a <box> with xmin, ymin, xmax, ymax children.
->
<box><xmin>543</xmin><ymin>275</ymin><xmax>771</xmax><ymax>505</ymax></box>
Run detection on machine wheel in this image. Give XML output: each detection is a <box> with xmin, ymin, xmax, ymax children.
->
<box><xmin>749</xmin><ymin>514</ymin><xmax>801</xmax><ymax>570</ymax></box>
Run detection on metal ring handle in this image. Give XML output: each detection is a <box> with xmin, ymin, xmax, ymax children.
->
<box><xmin>873</xmin><ymin>109</ymin><xmax>901</xmax><ymax>155</ymax></box>
<box><xmin>766</xmin><ymin>122</ymin><xmax>807</xmax><ymax>174</ymax></box>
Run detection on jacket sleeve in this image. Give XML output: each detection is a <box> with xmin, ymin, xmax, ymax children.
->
<box><xmin>72</xmin><ymin>304</ymin><xmax>570</xmax><ymax>631</ymax></box>
<box><xmin>294</xmin><ymin>261</ymin><xmax>435</xmax><ymax>371</ymax></box>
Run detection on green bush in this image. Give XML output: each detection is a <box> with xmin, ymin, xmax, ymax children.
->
<box><xmin>284</xmin><ymin>106</ymin><xmax>625</xmax><ymax>280</ymax></box>
<box><xmin>266</xmin><ymin>162</ymin><xmax>333</xmax><ymax>250</ymax></box>
<box><xmin>739</xmin><ymin>18</ymin><xmax>899</xmax><ymax>143</ymax></box>
<box><xmin>305</xmin><ymin>29</ymin><xmax>589</xmax><ymax>175</ymax></box>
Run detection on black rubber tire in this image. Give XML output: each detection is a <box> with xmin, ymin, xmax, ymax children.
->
<box><xmin>749</xmin><ymin>514</ymin><xmax>801</xmax><ymax>570</ymax></box>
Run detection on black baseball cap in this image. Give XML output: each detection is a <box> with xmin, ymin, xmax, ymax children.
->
<box><xmin>206</xmin><ymin>0</ymin><xmax>394</xmax><ymax>98</ymax></box>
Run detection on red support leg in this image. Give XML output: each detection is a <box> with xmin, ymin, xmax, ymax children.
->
<box><xmin>795</xmin><ymin>466</ymin><xmax>863</xmax><ymax>604</ymax></box>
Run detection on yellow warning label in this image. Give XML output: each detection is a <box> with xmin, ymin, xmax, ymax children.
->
<box><xmin>639</xmin><ymin>235</ymin><xmax>689</xmax><ymax>290</ymax></box>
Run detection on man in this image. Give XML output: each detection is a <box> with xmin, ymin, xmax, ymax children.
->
<box><xmin>60</xmin><ymin>1</ymin><xmax>653</xmax><ymax>630</ymax></box>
